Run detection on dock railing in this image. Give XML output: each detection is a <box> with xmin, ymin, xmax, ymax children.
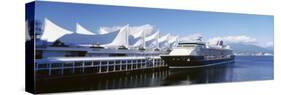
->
<box><xmin>35</xmin><ymin>56</ymin><xmax>167</xmax><ymax>76</ymax></box>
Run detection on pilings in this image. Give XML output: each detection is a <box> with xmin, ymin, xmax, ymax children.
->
<box><xmin>35</xmin><ymin>56</ymin><xmax>167</xmax><ymax>76</ymax></box>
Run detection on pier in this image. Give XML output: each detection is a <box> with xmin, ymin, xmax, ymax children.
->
<box><xmin>35</xmin><ymin>56</ymin><xmax>167</xmax><ymax>76</ymax></box>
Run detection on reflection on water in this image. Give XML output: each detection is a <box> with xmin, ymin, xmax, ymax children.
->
<box><xmin>36</xmin><ymin>63</ymin><xmax>234</xmax><ymax>93</ymax></box>
<box><xmin>36</xmin><ymin>56</ymin><xmax>273</xmax><ymax>93</ymax></box>
<box><xmin>163</xmin><ymin>64</ymin><xmax>234</xmax><ymax>85</ymax></box>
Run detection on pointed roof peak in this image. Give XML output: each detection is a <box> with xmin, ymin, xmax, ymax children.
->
<box><xmin>76</xmin><ymin>23</ymin><xmax>96</xmax><ymax>35</ymax></box>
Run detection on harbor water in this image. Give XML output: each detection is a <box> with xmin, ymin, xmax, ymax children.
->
<box><xmin>36</xmin><ymin>56</ymin><xmax>273</xmax><ymax>93</ymax></box>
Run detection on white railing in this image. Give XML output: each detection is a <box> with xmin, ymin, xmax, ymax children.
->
<box><xmin>35</xmin><ymin>56</ymin><xmax>166</xmax><ymax>76</ymax></box>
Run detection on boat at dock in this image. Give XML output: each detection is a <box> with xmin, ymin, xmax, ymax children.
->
<box><xmin>161</xmin><ymin>39</ymin><xmax>235</xmax><ymax>68</ymax></box>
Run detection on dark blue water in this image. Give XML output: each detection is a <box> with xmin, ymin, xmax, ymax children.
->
<box><xmin>163</xmin><ymin>56</ymin><xmax>273</xmax><ymax>85</ymax></box>
<box><xmin>230</xmin><ymin>56</ymin><xmax>273</xmax><ymax>81</ymax></box>
<box><xmin>36</xmin><ymin>56</ymin><xmax>273</xmax><ymax>93</ymax></box>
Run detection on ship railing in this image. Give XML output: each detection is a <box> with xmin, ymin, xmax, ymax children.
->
<box><xmin>204</xmin><ymin>55</ymin><xmax>233</xmax><ymax>61</ymax></box>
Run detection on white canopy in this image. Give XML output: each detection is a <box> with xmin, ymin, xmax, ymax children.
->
<box><xmin>168</xmin><ymin>35</ymin><xmax>179</xmax><ymax>48</ymax></box>
<box><xmin>76</xmin><ymin>23</ymin><xmax>96</xmax><ymax>35</ymax></box>
<box><xmin>129</xmin><ymin>28</ymin><xmax>144</xmax><ymax>39</ymax></box>
<box><xmin>131</xmin><ymin>38</ymin><xmax>143</xmax><ymax>47</ymax></box>
<box><xmin>40</xmin><ymin>18</ymin><xmax>176</xmax><ymax>49</ymax></box>
<box><xmin>102</xmin><ymin>25</ymin><xmax>129</xmax><ymax>48</ymax></box>
<box><xmin>145</xmin><ymin>31</ymin><xmax>159</xmax><ymax>42</ymax></box>
<box><xmin>41</xmin><ymin>18</ymin><xmax>73</xmax><ymax>42</ymax></box>
<box><xmin>168</xmin><ymin>35</ymin><xmax>178</xmax><ymax>44</ymax></box>
<box><xmin>98</xmin><ymin>26</ymin><xmax>121</xmax><ymax>34</ymax></box>
<box><xmin>145</xmin><ymin>31</ymin><xmax>159</xmax><ymax>48</ymax></box>
<box><xmin>129</xmin><ymin>24</ymin><xmax>153</xmax><ymax>38</ymax></box>
<box><xmin>159</xmin><ymin>33</ymin><xmax>170</xmax><ymax>43</ymax></box>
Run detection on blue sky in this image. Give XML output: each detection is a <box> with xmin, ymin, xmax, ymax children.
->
<box><xmin>34</xmin><ymin>1</ymin><xmax>274</xmax><ymax>47</ymax></box>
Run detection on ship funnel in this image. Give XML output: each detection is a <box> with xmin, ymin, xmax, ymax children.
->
<box><xmin>216</xmin><ymin>40</ymin><xmax>224</xmax><ymax>46</ymax></box>
<box><xmin>220</xmin><ymin>40</ymin><xmax>223</xmax><ymax>46</ymax></box>
<box><xmin>217</xmin><ymin>40</ymin><xmax>223</xmax><ymax>46</ymax></box>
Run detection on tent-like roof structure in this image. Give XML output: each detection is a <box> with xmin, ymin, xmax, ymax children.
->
<box><xmin>168</xmin><ymin>35</ymin><xmax>178</xmax><ymax>44</ymax></box>
<box><xmin>102</xmin><ymin>25</ymin><xmax>130</xmax><ymax>48</ymax></box>
<box><xmin>98</xmin><ymin>26</ymin><xmax>121</xmax><ymax>34</ymax></box>
<box><xmin>159</xmin><ymin>33</ymin><xmax>170</xmax><ymax>43</ymax></box>
<box><xmin>41</xmin><ymin>18</ymin><xmax>73</xmax><ymax>42</ymax></box>
<box><xmin>59</xmin><ymin>30</ymin><xmax>118</xmax><ymax>46</ymax></box>
<box><xmin>131</xmin><ymin>38</ymin><xmax>143</xmax><ymax>47</ymax></box>
<box><xmin>145</xmin><ymin>31</ymin><xmax>159</xmax><ymax>48</ymax></box>
<box><xmin>40</xmin><ymin>18</ymin><xmax>178</xmax><ymax>49</ymax></box>
<box><xmin>145</xmin><ymin>31</ymin><xmax>159</xmax><ymax>42</ymax></box>
<box><xmin>76</xmin><ymin>23</ymin><xmax>96</xmax><ymax>35</ymax></box>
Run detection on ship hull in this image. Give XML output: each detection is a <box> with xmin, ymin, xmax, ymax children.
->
<box><xmin>160</xmin><ymin>55</ymin><xmax>235</xmax><ymax>68</ymax></box>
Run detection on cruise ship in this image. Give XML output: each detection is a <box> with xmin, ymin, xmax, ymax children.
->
<box><xmin>161</xmin><ymin>39</ymin><xmax>235</xmax><ymax>68</ymax></box>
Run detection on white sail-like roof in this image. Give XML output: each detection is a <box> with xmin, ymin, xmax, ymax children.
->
<box><xmin>168</xmin><ymin>35</ymin><xmax>179</xmax><ymax>48</ymax></box>
<box><xmin>131</xmin><ymin>38</ymin><xmax>143</xmax><ymax>47</ymax></box>
<box><xmin>168</xmin><ymin>35</ymin><xmax>178</xmax><ymax>44</ymax></box>
<box><xmin>41</xmin><ymin>18</ymin><xmax>73</xmax><ymax>42</ymax></box>
<box><xmin>158</xmin><ymin>33</ymin><xmax>170</xmax><ymax>43</ymax></box>
<box><xmin>41</xmin><ymin>19</ymin><xmax>172</xmax><ymax>49</ymax></box>
<box><xmin>76</xmin><ymin>23</ymin><xmax>96</xmax><ymax>35</ymax></box>
<box><xmin>145</xmin><ymin>30</ymin><xmax>160</xmax><ymax>48</ymax></box>
<box><xmin>129</xmin><ymin>25</ymin><xmax>153</xmax><ymax>48</ymax></box>
<box><xmin>102</xmin><ymin>25</ymin><xmax>129</xmax><ymax>48</ymax></box>
<box><xmin>98</xmin><ymin>24</ymin><xmax>153</xmax><ymax>38</ymax></box>
<box><xmin>129</xmin><ymin>24</ymin><xmax>153</xmax><ymax>38</ymax></box>
<box><xmin>98</xmin><ymin>26</ymin><xmax>121</xmax><ymax>34</ymax></box>
<box><xmin>145</xmin><ymin>31</ymin><xmax>160</xmax><ymax>48</ymax></box>
<box><xmin>158</xmin><ymin>33</ymin><xmax>171</xmax><ymax>48</ymax></box>
<box><xmin>149</xmin><ymin>40</ymin><xmax>161</xmax><ymax>48</ymax></box>
<box><xmin>129</xmin><ymin>28</ymin><xmax>144</xmax><ymax>39</ymax></box>
<box><xmin>59</xmin><ymin>31</ymin><xmax>118</xmax><ymax>46</ymax></box>
<box><xmin>145</xmin><ymin>31</ymin><xmax>159</xmax><ymax>42</ymax></box>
